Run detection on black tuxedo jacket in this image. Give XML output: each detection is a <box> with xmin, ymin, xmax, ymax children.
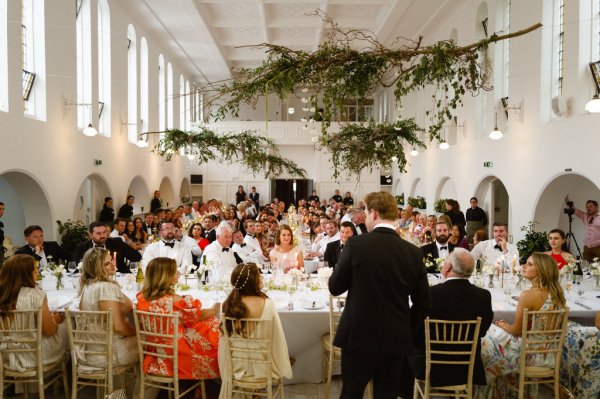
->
<box><xmin>329</xmin><ymin>227</ymin><xmax>431</xmax><ymax>357</ymax></box>
<box><xmin>420</xmin><ymin>242</ymin><xmax>456</xmax><ymax>273</ymax></box>
<box><xmin>356</xmin><ymin>223</ymin><xmax>367</xmax><ymax>234</ymax></box>
<box><xmin>323</xmin><ymin>240</ymin><xmax>342</xmax><ymax>268</ymax></box>
<box><xmin>205</xmin><ymin>229</ymin><xmax>216</xmax><ymax>243</ymax></box>
<box><xmin>74</xmin><ymin>238</ymin><xmax>142</xmax><ymax>273</ymax></box>
<box><xmin>16</xmin><ymin>241</ymin><xmax>70</xmax><ymax>262</ymax></box>
<box><xmin>410</xmin><ymin>279</ymin><xmax>493</xmax><ymax>387</ymax></box>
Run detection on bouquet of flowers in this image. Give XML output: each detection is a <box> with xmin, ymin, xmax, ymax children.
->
<box><xmin>317</xmin><ymin>267</ymin><xmax>333</xmax><ymax>279</ymax></box>
<box><xmin>305</xmin><ymin>278</ymin><xmax>321</xmax><ymax>291</ymax></box>
<box><xmin>591</xmin><ymin>258</ymin><xmax>600</xmax><ymax>288</ymax></box>
<box><xmin>266</xmin><ymin>280</ymin><xmax>288</xmax><ymax>291</ymax></box>
<box><xmin>424</xmin><ymin>255</ymin><xmax>444</xmax><ymax>272</ymax></box>
<box><xmin>48</xmin><ymin>262</ymin><xmax>66</xmax><ymax>290</ymax></box>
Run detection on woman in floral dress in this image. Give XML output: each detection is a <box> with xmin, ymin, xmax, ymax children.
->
<box><xmin>136</xmin><ymin>257</ymin><xmax>221</xmax><ymax>379</ymax></box>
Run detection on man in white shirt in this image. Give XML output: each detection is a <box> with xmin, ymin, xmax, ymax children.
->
<box><xmin>174</xmin><ymin>226</ymin><xmax>202</xmax><ymax>258</ymax></box>
<box><xmin>310</xmin><ymin>219</ymin><xmax>340</xmax><ymax>258</ymax></box>
<box><xmin>232</xmin><ymin>229</ymin><xmax>257</xmax><ymax>263</ymax></box>
<box><xmin>201</xmin><ymin>222</ymin><xmax>238</xmax><ymax>280</ymax></box>
<box><xmin>142</xmin><ymin>220</ymin><xmax>192</xmax><ymax>270</ymax></box>
<box><xmin>109</xmin><ymin>217</ymin><xmax>127</xmax><ymax>241</ymax></box>
<box><xmin>243</xmin><ymin>220</ymin><xmax>268</xmax><ymax>261</ymax></box>
<box><xmin>471</xmin><ymin>222</ymin><xmax>519</xmax><ymax>269</ymax></box>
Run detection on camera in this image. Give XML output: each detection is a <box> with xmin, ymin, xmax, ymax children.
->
<box><xmin>564</xmin><ymin>201</ymin><xmax>575</xmax><ymax>216</ymax></box>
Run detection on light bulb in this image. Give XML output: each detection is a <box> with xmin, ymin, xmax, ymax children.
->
<box><xmin>410</xmin><ymin>149</ymin><xmax>419</xmax><ymax>157</ymax></box>
<box><xmin>585</xmin><ymin>95</ymin><xmax>600</xmax><ymax>113</ymax></box>
<box><xmin>83</xmin><ymin>123</ymin><xmax>98</xmax><ymax>137</ymax></box>
<box><xmin>391</xmin><ymin>156</ymin><xmax>398</xmax><ymax>162</ymax></box>
<box><xmin>186</xmin><ymin>154</ymin><xmax>195</xmax><ymax>160</ymax></box>
<box><xmin>439</xmin><ymin>142</ymin><xmax>450</xmax><ymax>150</ymax></box>
<box><xmin>136</xmin><ymin>139</ymin><xmax>148</xmax><ymax>148</ymax></box>
<box><xmin>489</xmin><ymin>128</ymin><xmax>503</xmax><ymax>140</ymax></box>
<box><xmin>311</xmin><ymin>136</ymin><xmax>318</xmax><ymax>143</ymax></box>
<box><xmin>288</xmin><ymin>107</ymin><xmax>295</xmax><ymax>114</ymax></box>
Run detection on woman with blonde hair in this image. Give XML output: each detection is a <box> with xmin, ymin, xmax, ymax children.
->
<box><xmin>136</xmin><ymin>257</ymin><xmax>220</xmax><ymax>380</ymax></box>
<box><xmin>79</xmin><ymin>247</ymin><xmax>138</xmax><ymax>367</ymax></box>
<box><xmin>218</xmin><ymin>263</ymin><xmax>292</xmax><ymax>398</ymax></box>
<box><xmin>269</xmin><ymin>224</ymin><xmax>304</xmax><ymax>272</ymax></box>
<box><xmin>478</xmin><ymin>252</ymin><xmax>566</xmax><ymax>398</ymax></box>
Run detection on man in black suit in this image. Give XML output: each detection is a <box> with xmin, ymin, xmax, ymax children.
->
<box><xmin>329</xmin><ymin>191</ymin><xmax>430</xmax><ymax>398</ymax></box>
<box><xmin>248</xmin><ymin>186</ymin><xmax>260</xmax><ymax>209</ymax></box>
<box><xmin>15</xmin><ymin>225</ymin><xmax>69</xmax><ymax>264</ymax></box>
<box><xmin>117</xmin><ymin>195</ymin><xmax>134</xmax><ymax>218</ymax></box>
<box><xmin>408</xmin><ymin>248</ymin><xmax>493</xmax><ymax>390</ymax></box>
<box><xmin>74</xmin><ymin>221</ymin><xmax>141</xmax><ymax>273</ymax></box>
<box><xmin>420</xmin><ymin>221</ymin><xmax>455</xmax><ymax>273</ymax></box>
<box><xmin>98</xmin><ymin>197</ymin><xmax>115</xmax><ymax>225</ymax></box>
<box><xmin>150</xmin><ymin>190</ymin><xmax>162</xmax><ymax>213</ymax></box>
<box><xmin>202</xmin><ymin>215</ymin><xmax>218</xmax><ymax>243</ymax></box>
<box><xmin>324</xmin><ymin>221</ymin><xmax>356</xmax><ymax>268</ymax></box>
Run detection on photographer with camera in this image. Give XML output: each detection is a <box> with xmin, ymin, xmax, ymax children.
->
<box><xmin>565</xmin><ymin>195</ymin><xmax>600</xmax><ymax>262</ymax></box>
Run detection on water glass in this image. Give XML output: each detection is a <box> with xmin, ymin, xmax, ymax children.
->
<box><xmin>129</xmin><ymin>262</ymin><xmax>139</xmax><ymax>275</ymax></box>
<box><xmin>67</xmin><ymin>261</ymin><xmax>77</xmax><ymax>272</ymax></box>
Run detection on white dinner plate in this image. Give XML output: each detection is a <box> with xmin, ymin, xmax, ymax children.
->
<box><xmin>301</xmin><ymin>299</ymin><xmax>325</xmax><ymax>310</ymax></box>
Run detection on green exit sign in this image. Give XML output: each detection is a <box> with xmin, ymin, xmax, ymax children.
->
<box><xmin>483</xmin><ymin>161</ymin><xmax>493</xmax><ymax>168</ymax></box>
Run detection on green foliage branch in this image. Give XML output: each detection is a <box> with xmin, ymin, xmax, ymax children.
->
<box><xmin>56</xmin><ymin>219</ymin><xmax>88</xmax><ymax>258</ymax></box>
<box><xmin>516</xmin><ymin>221</ymin><xmax>549</xmax><ymax>265</ymax></box>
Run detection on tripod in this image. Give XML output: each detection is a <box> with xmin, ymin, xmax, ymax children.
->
<box><xmin>565</xmin><ymin>212</ymin><xmax>583</xmax><ymax>260</ymax></box>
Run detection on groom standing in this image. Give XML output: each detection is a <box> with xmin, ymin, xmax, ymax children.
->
<box><xmin>329</xmin><ymin>191</ymin><xmax>430</xmax><ymax>398</ymax></box>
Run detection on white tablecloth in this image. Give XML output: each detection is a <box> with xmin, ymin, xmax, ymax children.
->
<box><xmin>43</xmin><ymin>274</ymin><xmax>600</xmax><ymax>384</ymax></box>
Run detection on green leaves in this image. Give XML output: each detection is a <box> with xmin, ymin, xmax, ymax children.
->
<box><xmin>152</xmin><ymin>128</ymin><xmax>307</xmax><ymax>179</ymax></box>
<box><xmin>516</xmin><ymin>222</ymin><xmax>549</xmax><ymax>265</ymax></box>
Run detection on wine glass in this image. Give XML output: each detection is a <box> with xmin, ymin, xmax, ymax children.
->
<box><xmin>503</xmin><ymin>282</ymin><xmax>512</xmax><ymax>303</ymax></box>
<box><xmin>67</xmin><ymin>261</ymin><xmax>76</xmax><ymax>273</ymax></box>
<box><xmin>129</xmin><ymin>262</ymin><xmax>139</xmax><ymax>276</ymax></box>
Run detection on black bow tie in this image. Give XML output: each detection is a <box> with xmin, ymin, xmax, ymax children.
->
<box><xmin>163</xmin><ymin>241</ymin><xmax>175</xmax><ymax>248</ymax></box>
<box><xmin>439</xmin><ymin>246</ymin><xmax>447</xmax><ymax>251</ymax></box>
<box><xmin>247</xmin><ymin>234</ymin><xmax>255</xmax><ymax>238</ymax></box>
<box><xmin>494</xmin><ymin>244</ymin><xmax>502</xmax><ymax>251</ymax></box>
<box><xmin>222</xmin><ymin>247</ymin><xmax>229</xmax><ymax>252</ymax></box>
<box><xmin>240</xmin><ymin>243</ymin><xmax>246</xmax><ymax>247</ymax></box>
<box><xmin>340</xmin><ymin>244</ymin><xmax>344</xmax><ymax>250</ymax></box>
<box><xmin>93</xmin><ymin>244</ymin><xmax>106</xmax><ymax>249</ymax></box>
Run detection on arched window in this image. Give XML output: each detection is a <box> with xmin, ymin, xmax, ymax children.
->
<box><xmin>22</xmin><ymin>0</ymin><xmax>46</xmax><ymax>120</ymax></box>
<box><xmin>0</xmin><ymin>0</ymin><xmax>8</xmax><ymax>112</ymax></box>
<box><xmin>158</xmin><ymin>54</ymin><xmax>165</xmax><ymax>140</ymax></box>
<box><xmin>97</xmin><ymin>0</ymin><xmax>111</xmax><ymax>136</ymax></box>
<box><xmin>553</xmin><ymin>0</ymin><xmax>565</xmax><ymax>97</ymax></box>
<box><xmin>140</xmin><ymin>37</ymin><xmax>148</xmax><ymax>140</ymax></box>
<box><xmin>494</xmin><ymin>0</ymin><xmax>510</xmax><ymax>99</ymax></box>
<box><xmin>185</xmin><ymin>80</ymin><xmax>190</xmax><ymax>130</ymax></box>
<box><xmin>127</xmin><ymin>24</ymin><xmax>137</xmax><ymax>143</ymax></box>
<box><xmin>167</xmin><ymin>62</ymin><xmax>173</xmax><ymax>129</ymax></box>
<box><xmin>179</xmin><ymin>74</ymin><xmax>185</xmax><ymax>128</ymax></box>
<box><xmin>195</xmin><ymin>88</ymin><xmax>200</xmax><ymax>122</ymax></box>
<box><xmin>474</xmin><ymin>2</ymin><xmax>488</xmax><ymax>138</ymax></box>
<box><xmin>76</xmin><ymin>0</ymin><xmax>91</xmax><ymax>128</ymax></box>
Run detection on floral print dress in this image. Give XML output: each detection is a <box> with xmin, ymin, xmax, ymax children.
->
<box><xmin>136</xmin><ymin>293</ymin><xmax>220</xmax><ymax>379</ymax></box>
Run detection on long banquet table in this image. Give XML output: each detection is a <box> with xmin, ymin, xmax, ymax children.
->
<box><xmin>43</xmin><ymin>273</ymin><xmax>600</xmax><ymax>385</ymax></box>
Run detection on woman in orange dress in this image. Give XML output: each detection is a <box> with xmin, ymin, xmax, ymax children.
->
<box><xmin>136</xmin><ymin>257</ymin><xmax>221</xmax><ymax>379</ymax></box>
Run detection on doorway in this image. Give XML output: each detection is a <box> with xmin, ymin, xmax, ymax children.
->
<box><xmin>271</xmin><ymin>179</ymin><xmax>312</xmax><ymax>208</ymax></box>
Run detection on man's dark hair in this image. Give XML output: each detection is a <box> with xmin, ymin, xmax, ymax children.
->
<box><xmin>24</xmin><ymin>225</ymin><xmax>43</xmax><ymax>237</ymax></box>
<box><xmin>144</xmin><ymin>212</ymin><xmax>153</xmax><ymax>217</ymax></box>
<box><xmin>158</xmin><ymin>219</ymin><xmax>175</xmax><ymax>230</ymax></box>
<box><xmin>126</xmin><ymin>195</ymin><xmax>134</xmax><ymax>201</ymax></box>
<box><xmin>154</xmin><ymin>208</ymin><xmax>163</xmax><ymax>215</ymax></box>
<box><xmin>470</xmin><ymin>197</ymin><xmax>478</xmax><ymax>202</ymax></box>
<box><xmin>104</xmin><ymin>197</ymin><xmax>112</xmax><ymax>203</ymax></box>
<box><xmin>586</xmin><ymin>200</ymin><xmax>599</xmax><ymax>207</ymax></box>
<box><xmin>0</xmin><ymin>201</ymin><xmax>4</xmax><ymax>206</ymax></box>
<box><xmin>340</xmin><ymin>221</ymin><xmax>357</xmax><ymax>236</ymax></box>
<box><xmin>113</xmin><ymin>217</ymin><xmax>128</xmax><ymax>225</ymax></box>
<box><xmin>89</xmin><ymin>221</ymin><xmax>107</xmax><ymax>232</ymax></box>
<box><xmin>493</xmin><ymin>222</ymin><xmax>509</xmax><ymax>229</ymax></box>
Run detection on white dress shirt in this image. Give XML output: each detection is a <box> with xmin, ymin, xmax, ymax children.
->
<box><xmin>313</xmin><ymin>232</ymin><xmax>340</xmax><ymax>256</ymax></box>
<box><xmin>471</xmin><ymin>239</ymin><xmax>519</xmax><ymax>269</ymax></box>
<box><xmin>201</xmin><ymin>240</ymin><xmax>238</xmax><ymax>281</ymax></box>
<box><xmin>142</xmin><ymin>240</ymin><xmax>193</xmax><ymax>270</ymax></box>
<box><xmin>109</xmin><ymin>229</ymin><xmax>126</xmax><ymax>242</ymax></box>
<box><xmin>436</xmin><ymin>241</ymin><xmax>450</xmax><ymax>260</ymax></box>
<box><xmin>243</xmin><ymin>234</ymin><xmax>266</xmax><ymax>260</ymax></box>
<box><xmin>179</xmin><ymin>235</ymin><xmax>202</xmax><ymax>256</ymax></box>
<box><xmin>232</xmin><ymin>242</ymin><xmax>253</xmax><ymax>263</ymax></box>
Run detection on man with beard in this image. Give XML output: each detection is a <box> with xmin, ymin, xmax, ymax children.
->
<box><xmin>420</xmin><ymin>221</ymin><xmax>455</xmax><ymax>273</ymax></box>
<box><xmin>74</xmin><ymin>221</ymin><xmax>141</xmax><ymax>273</ymax></box>
<box><xmin>142</xmin><ymin>220</ymin><xmax>192</xmax><ymax>270</ymax></box>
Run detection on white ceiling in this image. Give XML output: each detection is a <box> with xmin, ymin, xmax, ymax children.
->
<box><xmin>122</xmin><ymin>0</ymin><xmax>462</xmax><ymax>85</ymax></box>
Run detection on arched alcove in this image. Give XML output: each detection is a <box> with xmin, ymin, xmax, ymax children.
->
<box><xmin>533</xmin><ymin>173</ymin><xmax>600</xmax><ymax>254</ymax></box>
<box><xmin>435</xmin><ymin>177</ymin><xmax>458</xmax><ymax>203</ymax></box>
<box><xmin>179</xmin><ymin>177</ymin><xmax>191</xmax><ymax>203</ymax></box>
<box><xmin>474</xmin><ymin>175</ymin><xmax>510</xmax><ymax>232</ymax></box>
<box><xmin>73</xmin><ymin>173</ymin><xmax>112</xmax><ymax>226</ymax></box>
<box><xmin>393</xmin><ymin>179</ymin><xmax>404</xmax><ymax>196</ymax></box>
<box><xmin>127</xmin><ymin>175</ymin><xmax>150</xmax><ymax>213</ymax></box>
<box><xmin>0</xmin><ymin>171</ymin><xmax>53</xmax><ymax>246</ymax></box>
<box><xmin>158</xmin><ymin>176</ymin><xmax>176</xmax><ymax>209</ymax></box>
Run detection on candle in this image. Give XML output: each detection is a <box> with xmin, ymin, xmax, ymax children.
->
<box><xmin>113</xmin><ymin>251</ymin><xmax>117</xmax><ymax>263</ymax></box>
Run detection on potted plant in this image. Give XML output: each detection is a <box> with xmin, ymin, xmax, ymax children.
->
<box><xmin>395</xmin><ymin>193</ymin><xmax>405</xmax><ymax>206</ymax></box>
<box><xmin>434</xmin><ymin>199</ymin><xmax>447</xmax><ymax>214</ymax></box>
<box><xmin>516</xmin><ymin>222</ymin><xmax>549</xmax><ymax>265</ymax></box>
<box><xmin>56</xmin><ymin>219</ymin><xmax>89</xmax><ymax>259</ymax></box>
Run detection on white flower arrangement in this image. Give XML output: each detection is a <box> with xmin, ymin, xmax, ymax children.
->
<box><xmin>560</xmin><ymin>260</ymin><xmax>576</xmax><ymax>275</ymax></box>
<box><xmin>287</xmin><ymin>268</ymin><xmax>304</xmax><ymax>278</ymax></box>
<box><xmin>317</xmin><ymin>267</ymin><xmax>333</xmax><ymax>278</ymax></box>
<box><xmin>424</xmin><ymin>255</ymin><xmax>444</xmax><ymax>271</ymax></box>
<box><xmin>482</xmin><ymin>265</ymin><xmax>496</xmax><ymax>276</ymax></box>
<box><xmin>305</xmin><ymin>278</ymin><xmax>321</xmax><ymax>291</ymax></box>
<box><xmin>513</xmin><ymin>265</ymin><xmax>523</xmax><ymax>276</ymax></box>
<box><xmin>590</xmin><ymin>258</ymin><xmax>600</xmax><ymax>276</ymax></box>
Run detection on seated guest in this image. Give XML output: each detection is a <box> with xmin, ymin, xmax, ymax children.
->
<box><xmin>309</xmin><ymin>219</ymin><xmax>340</xmax><ymax>259</ymax></box>
<box><xmin>78</xmin><ymin>248</ymin><xmax>138</xmax><ymax>367</ymax></box>
<box><xmin>243</xmin><ymin>220</ymin><xmax>268</xmax><ymax>262</ymax></box>
<box><xmin>421</xmin><ymin>222</ymin><xmax>455</xmax><ymax>273</ymax></box>
<box><xmin>188</xmin><ymin>223</ymin><xmax>209</xmax><ymax>265</ymax></box>
<box><xmin>16</xmin><ymin>225</ymin><xmax>69</xmax><ymax>266</ymax></box>
<box><xmin>132</xmin><ymin>217</ymin><xmax>148</xmax><ymax>245</ymax></box>
<box><xmin>545</xmin><ymin>228</ymin><xmax>573</xmax><ymax>270</ymax></box>
<box><xmin>448</xmin><ymin>223</ymin><xmax>470</xmax><ymax>249</ymax></box>
<box><xmin>269</xmin><ymin>224</ymin><xmax>304</xmax><ymax>272</ymax></box>
<box><xmin>471</xmin><ymin>222</ymin><xmax>519</xmax><ymax>270</ymax></box>
<box><xmin>99</xmin><ymin>196</ymin><xmax>115</xmax><ymax>225</ymax></box>
<box><xmin>479</xmin><ymin>253</ymin><xmax>566</xmax><ymax>398</ymax></box>
<box><xmin>219</xmin><ymin>263</ymin><xmax>292</xmax><ymax>398</ymax></box>
<box><xmin>142</xmin><ymin>220</ymin><xmax>192</xmax><ymax>270</ymax></box>
<box><xmin>201</xmin><ymin>223</ymin><xmax>238</xmax><ymax>279</ymax></box>
<box><xmin>473</xmin><ymin>228</ymin><xmax>488</xmax><ymax>246</ymax></box>
<box><xmin>408</xmin><ymin>249</ymin><xmax>493</xmax><ymax>392</ymax></box>
<box><xmin>123</xmin><ymin>219</ymin><xmax>146</xmax><ymax>251</ymax></box>
<box><xmin>74</xmin><ymin>221</ymin><xmax>141</xmax><ymax>274</ymax></box>
<box><xmin>0</xmin><ymin>255</ymin><xmax>67</xmax><ymax>369</ymax></box>
<box><xmin>109</xmin><ymin>217</ymin><xmax>127</xmax><ymax>241</ymax></box>
<box><xmin>117</xmin><ymin>195</ymin><xmax>135</xmax><ymax>218</ymax></box>
<box><xmin>324</xmin><ymin>221</ymin><xmax>356</xmax><ymax>268</ymax></box>
<box><xmin>419</xmin><ymin>214</ymin><xmax>437</xmax><ymax>244</ymax></box>
<box><xmin>142</xmin><ymin>212</ymin><xmax>155</xmax><ymax>235</ymax></box>
<box><xmin>137</xmin><ymin>257</ymin><xmax>220</xmax><ymax>380</ymax></box>
<box><xmin>232</xmin><ymin>229</ymin><xmax>263</xmax><ymax>264</ymax></box>
<box><xmin>202</xmin><ymin>215</ymin><xmax>218</xmax><ymax>243</ymax></box>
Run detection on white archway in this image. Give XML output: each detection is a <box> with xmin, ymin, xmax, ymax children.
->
<box><xmin>73</xmin><ymin>173</ymin><xmax>112</xmax><ymax>226</ymax></box>
<box><xmin>158</xmin><ymin>176</ymin><xmax>176</xmax><ymax>208</ymax></box>
<box><xmin>179</xmin><ymin>177</ymin><xmax>191</xmax><ymax>203</ymax></box>
<box><xmin>127</xmin><ymin>175</ymin><xmax>150</xmax><ymax>213</ymax></box>
<box><xmin>473</xmin><ymin>175</ymin><xmax>510</xmax><ymax>233</ymax></box>
<box><xmin>435</xmin><ymin>177</ymin><xmax>458</xmax><ymax>203</ymax></box>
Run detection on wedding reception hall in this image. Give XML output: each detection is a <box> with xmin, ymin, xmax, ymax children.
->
<box><xmin>1</xmin><ymin>0</ymin><xmax>600</xmax><ymax>398</ymax></box>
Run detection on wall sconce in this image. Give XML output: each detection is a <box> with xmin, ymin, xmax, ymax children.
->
<box><xmin>490</xmin><ymin>98</ymin><xmax>523</xmax><ymax>140</ymax></box>
<box><xmin>585</xmin><ymin>61</ymin><xmax>600</xmax><ymax>113</ymax></box>
<box><xmin>121</xmin><ymin>119</ymin><xmax>148</xmax><ymax>147</ymax></box>
<box><xmin>64</xmin><ymin>98</ymin><xmax>97</xmax><ymax>136</ymax></box>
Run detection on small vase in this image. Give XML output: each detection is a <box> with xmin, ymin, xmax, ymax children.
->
<box><xmin>56</xmin><ymin>276</ymin><xmax>64</xmax><ymax>290</ymax></box>
<box><xmin>487</xmin><ymin>274</ymin><xmax>494</xmax><ymax>289</ymax></box>
<box><xmin>595</xmin><ymin>276</ymin><xmax>600</xmax><ymax>289</ymax></box>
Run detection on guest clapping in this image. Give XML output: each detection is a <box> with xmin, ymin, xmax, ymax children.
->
<box><xmin>136</xmin><ymin>257</ymin><xmax>220</xmax><ymax>379</ymax></box>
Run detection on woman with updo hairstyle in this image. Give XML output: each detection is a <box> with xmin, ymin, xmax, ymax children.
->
<box><xmin>136</xmin><ymin>257</ymin><xmax>220</xmax><ymax>380</ymax></box>
<box><xmin>0</xmin><ymin>255</ymin><xmax>67</xmax><ymax>370</ymax></box>
<box><xmin>218</xmin><ymin>263</ymin><xmax>292</xmax><ymax>398</ymax></box>
<box><xmin>79</xmin><ymin>247</ymin><xmax>138</xmax><ymax>368</ymax></box>
<box><xmin>444</xmin><ymin>199</ymin><xmax>466</xmax><ymax>227</ymax></box>
<box><xmin>269</xmin><ymin>224</ymin><xmax>304</xmax><ymax>272</ymax></box>
<box><xmin>544</xmin><ymin>228</ymin><xmax>573</xmax><ymax>270</ymax></box>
